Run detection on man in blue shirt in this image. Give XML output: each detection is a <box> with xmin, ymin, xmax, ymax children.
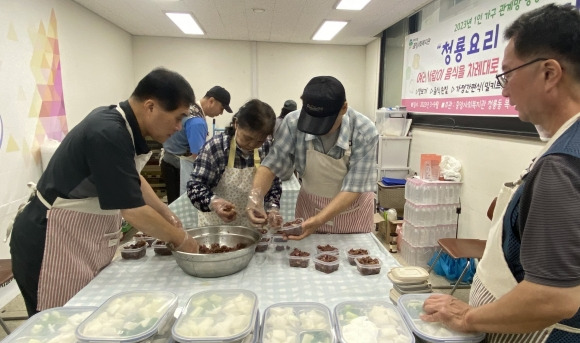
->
<box><xmin>161</xmin><ymin>86</ymin><xmax>232</xmax><ymax>203</ymax></box>
<box><xmin>247</xmin><ymin>76</ymin><xmax>378</xmax><ymax>238</ymax></box>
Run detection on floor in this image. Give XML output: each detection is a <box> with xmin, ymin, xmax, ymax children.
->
<box><xmin>0</xmin><ymin>233</ymin><xmax>470</xmax><ymax>339</ymax></box>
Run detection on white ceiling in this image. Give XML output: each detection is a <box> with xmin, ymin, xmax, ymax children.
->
<box><xmin>72</xmin><ymin>0</ymin><xmax>431</xmax><ymax>45</ymax></box>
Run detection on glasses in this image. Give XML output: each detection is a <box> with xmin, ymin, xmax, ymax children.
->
<box><xmin>495</xmin><ymin>58</ymin><xmax>548</xmax><ymax>88</ymax></box>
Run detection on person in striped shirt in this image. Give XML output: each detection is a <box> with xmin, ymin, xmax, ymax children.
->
<box><xmin>246</xmin><ymin>76</ymin><xmax>378</xmax><ymax>239</ymax></box>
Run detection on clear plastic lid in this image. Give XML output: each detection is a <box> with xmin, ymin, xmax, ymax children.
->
<box><xmin>261</xmin><ymin>302</ymin><xmax>335</xmax><ymax>343</ymax></box>
<box><xmin>389</xmin><ymin>266</ymin><xmax>430</xmax><ymax>283</ymax></box>
<box><xmin>397</xmin><ymin>294</ymin><xmax>486</xmax><ymax>342</ymax></box>
<box><xmin>76</xmin><ymin>290</ymin><xmax>178</xmax><ymax>343</ymax></box>
<box><xmin>334</xmin><ymin>300</ymin><xmax>414</xmax><ymax>343</ymax></box>
<box><xmin>3</xmin><ymin>306</ymin><xmax>96</xmax><ymax>343</ymax></box>
<box><xmin>172</xmin><ymin>289</ymin><xmax>258</xmax><ymax>343</ymax></box>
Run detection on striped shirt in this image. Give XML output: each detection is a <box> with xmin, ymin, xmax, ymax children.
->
<box><xmin>264</xmin><ymin>107</ymin><xmax>378</xmax><ymax>193</ymax></box>
<box><xmin>187</xmin><ymin>133</ymin><xmax>282</xmax><ymax>212</ymax></box>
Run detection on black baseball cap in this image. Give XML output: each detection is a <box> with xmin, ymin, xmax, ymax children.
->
<box><xmin>282</xmin><ymin>100</ymin><xmax>297</xmax><ymax>111</ymax></box>
<box><xmin>205</xmin><ymin>86</ymin><xmax>232</xmax><ymax>113</ymax></box>
<box><xmin>297</xmin><ymin>76</ymin><xmax>345</xmax><ymax>135</ymax></box>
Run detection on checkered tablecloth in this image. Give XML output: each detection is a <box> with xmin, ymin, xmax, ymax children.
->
<box><xmin>66</xmin><ymin>233</ymin><xmax>401</xmax><ymax>314</ymax></box>
<box><xmin>171</xmin><ymin>174</ymin><xmax>301</xmax><ymax>227</ymax></box>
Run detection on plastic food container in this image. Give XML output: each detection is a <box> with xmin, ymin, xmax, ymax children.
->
<box><xmin>133</xmin><ymin>232</ymin><xmax>156</xmax><ymax>247</ymax></box>
<box><xmin>316</xmin><ymin>244</ymin><xmax>339</xmax><ymax>255</ymax></box>
<box><xmin>354</xmin><ymin>256</ymin><xmax>382</xmax><ymax>276</ymax></box>
<box><xmin>397</xmin><ymin>294</ymin><xmax>486</xmax><ymax>342</ymax></box>
<box><xmin>278</xmin><ymin>218</ymin><xmax>304</xmax><ymax>236</ymax></box>
<box><xmin>345</xmin><ymin>248</ymin><xmax>369</xmax><ymax>266</ymax></box>
<box><xmin>2</xmin><ymin>306</ymin><xmax>95</xmax><ymax>343</ymax></box>
<box><xmin>389</xmin><ymin>266</ymin><xmax>430</xmax><ymax>284</ymax></box>
<box><xmin>334</xmin><ymin>300</ymin><xmax>414</xmax><ymax>343</ymax></box>
<box><xmin>120</xmin><ymin>240</ymin><xmax>147</xmax><ymax>260</ymax></box>
<box><xmin>314</xmin><ymin>253</ymin><xmax>339</xmax><ymax>274</ymax></box>
<box><xmin>172</xmin><ymin>289</ymin><xmax>258</xmax><ymax>343</ymax></box>
<box><xmin>153</xmin><ymin>240</ymin><xmax>172</xmax><ymax>256</ymax></box>
<box><xmin>261</xmin><ymin>302</ymin><xmax>335</xmax><ymax>343</ymax></box>
<box><xmin>76</xmin><ymin>290</ymin><xmax>178</xmax><ymax>343</ymax></box>
<box><xmin>288</xmin><ymin>248</ymin><xmax>310</xmax><ymax>268</ymax></box>
<box><xmin>255</xmin><ymin>237</ymin><xmax>270</xmax><ymax>253</ymax></box>
<box><xmin>272</xmin><ymin>234</ymin><xmax>287</xmax><ymax>243</ymax></box>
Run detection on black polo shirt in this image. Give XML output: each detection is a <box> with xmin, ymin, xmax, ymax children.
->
<box><xmin>37</xmin><ymin>100</ymin><xmax>148</xmax><ymax>209</ymax></box>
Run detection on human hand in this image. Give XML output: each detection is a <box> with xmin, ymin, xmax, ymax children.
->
<box><xmin>210</xmin><ymin>197</ymin><xmax>237</xmax><ymax>222</ymax></box>
<box><xmin>170</xmin><ymin>231</ymin><xmax>199</xmax><ymax>253</ymax></box>
<box><xmin>168</xmin><ymin>214</ymin><xmax>183</xmax><ymax>229</ymax></box>
<box><xmin>266</xmin><ymin>204</ymin><xmax>283</xmax><ymax>229</ymax></box>
<box><xmin>246</xmin><ymin>188</ymin><xmax>267</xmax><ymax>226</ymax></box>
<box><xmin>421</xmin><ymin>294</ymin><xmax>473</xmax><ymax>332</ymax></box>
<box><xmin>286</xmin><ymin>216</ymin><xmax>319</xmax><ymax>241</ymax></box>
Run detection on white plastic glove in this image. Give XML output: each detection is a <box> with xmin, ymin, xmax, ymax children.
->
<box><xmin>266</xmin><ymin>203</ymin><xmax>283</xmax><ymax>229</ymax></box>
<box><xmin>246</xmin><ymin>188</ymin><xmax>267</xmax><ymax>226</ymax></box>
<box><xmin>209</xmin><ymin>196</ymin><xmax>237</xmax><ymax>222</ymax></box>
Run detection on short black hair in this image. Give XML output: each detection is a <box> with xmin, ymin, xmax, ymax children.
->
<box><xmin>505</xmin><ymin>4</ymin><xmax>580</xmax><ymax>81</ymax></box>
<box><xmin>225</xmin><ymin>99</ymin><xmax>275</xmax><ymax>136</ymax></box>
<box><xmin>131</xmin><ymin>67</ymin><xmax>195</xmax><ymax>111</ymax></box>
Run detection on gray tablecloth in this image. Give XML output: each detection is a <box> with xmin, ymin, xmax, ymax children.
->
<box><xmin>66</xmin><ymin>233</ymin><xmax>400</xmax><ymax>314</ymax></box>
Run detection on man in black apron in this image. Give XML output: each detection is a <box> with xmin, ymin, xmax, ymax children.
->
<box><xmin>10</xmin><ymin>68</ymin><xmax>199</xmax><ymax>316</ymax></box>
<box><xmin>422</xmin><ymin>5</ymin><xmax>580</xmax><ymax>342</ymax></box>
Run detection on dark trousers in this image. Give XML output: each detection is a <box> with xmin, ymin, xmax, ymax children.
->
<box><xmin>160</xmin><ymin>160</ymin><xmax>181</xmax><ymax>204</ymax></box>
<box><xmin>10</xmin><ymin>198</ymin><xmax>46</xmax><ymax>317</ymax></box>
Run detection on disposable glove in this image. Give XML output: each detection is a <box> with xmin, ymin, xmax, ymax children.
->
<box><xmin>209</xmin><ymin>197</ymin><xmax>237</xmax><ymax>222</ymax></box>
<box><xmin>246</xmin><ymin>188</ymin><xmax>267</xmax><ymax>226</ymax></box>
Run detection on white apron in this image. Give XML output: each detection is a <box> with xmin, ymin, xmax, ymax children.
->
<box><xmin>198</xmin><ymin>137</ymin><xmax>259</xmax><ymax>227</ymax></box>
<box><xmin>296</xmin><ymin>140</ymin><xmax>374</xmax><ymax>233</ymax></box>
<box><xmin>471</xmin><ymin>112</ymin><xmax>580</xmax><ymax>342</ymax></box>
<box><xmin>36</xmin><ymin>103</ymin><xmax>151</xmax><ymax>310</ymax></box>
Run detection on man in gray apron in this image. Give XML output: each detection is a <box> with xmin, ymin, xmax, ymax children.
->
<box><xmin>422</xmin><ymin>4</ymin><xmax>580</xmax><ymax>342</ymax></box>
<box><xmin>161</xmin><ymin>86</ymin><xmax>233</xmax><ymax>204</ymax></box>
<box><xmin>246</xmin><ymin>76</ymin><xmax>378</xmax><ymax>238</ymax></box>
<box><xmin>10</xmin><ymin>68</ymin><xmax>199</xmax><ymax>316</ymax></box>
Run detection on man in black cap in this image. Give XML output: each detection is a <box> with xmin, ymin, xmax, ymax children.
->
<box><xmin>246</xmin><ymin>76</ymin><xmax>378</xmax><ymax>238</ymax></box>
<box><xmin>161</xmin><ymin>86</ymin><xmax>232</xmax><ymax>203</ymax></box>
<box><xmin>274</xmin><ymin>99</ymin><xmax>298</xmax><ymax>135</ymax></box>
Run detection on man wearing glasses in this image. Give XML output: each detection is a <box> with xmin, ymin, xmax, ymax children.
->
<box><xmin>422</xmin><ymin>4</ymin><xmax>580</xmax><ymax>343</ymax></box>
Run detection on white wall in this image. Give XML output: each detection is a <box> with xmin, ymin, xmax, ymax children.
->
<box><xmin>408</xmin><ymin>128</ymin><xmax>543</xmax><ymax>239</ymax></box>
<box><xmin>132</xmin><ymin>37</ymin><xmax>370</xmax><ymax>132</ymax></box>
<box><xmin>0</xmin><ymin>0</ymin><xmax>132</xmax><ymax>258</ymax></box>
<box><xmin>365</xmin><ymin>38</ymin><xmax>382</xmax><ymax>122</ymax></box>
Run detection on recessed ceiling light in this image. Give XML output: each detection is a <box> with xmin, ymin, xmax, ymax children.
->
<box><xmin>252</xmin><ymin>8</ymin><xmax>266</xmax><ymax>13</ymax></box>
<box><xmin>336</xmin><ymin>0</ymin><xmax>371</xmax><ymax>11</ymax></box>
<box><xmin>313</xmin><ymin>20</ymin><xmax>348</xmax><ymax>41</ymax></box>
<box><xmin>165</xmin><ymin>12</ymin><xmax>204</xmax><ymax>35</ymax></box>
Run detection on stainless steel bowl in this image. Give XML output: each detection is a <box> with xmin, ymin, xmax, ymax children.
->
<box><xmin>172</xmin><ymin>225</ymin><xmax>261</xmax><ymax>278</ymax></box>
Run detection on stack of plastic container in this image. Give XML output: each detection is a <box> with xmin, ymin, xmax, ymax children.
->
<box><xmin>400</xmin><ymin>177</ymin><xmax>461</xmax><ymax>268</ymax></box>
<box><xmin>375</xmin><ymin>107</ymin><xmax>412</xmax><ymax>181</ymax></box>
<box><xmin>388</xmin><ymin>266</ymin><xmax>432</xmax><ymax>303</ymax></box>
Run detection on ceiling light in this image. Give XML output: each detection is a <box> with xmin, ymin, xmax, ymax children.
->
<box><xmin>312</xmin><ymin>21</ymin><xmax>348</xmax><ymax>41</ymax></box>
<box><xmin>336</xmin><ymin>0</ymin><xmax>371</xmax><ymax>10</ymax></box>
<box><xmin>252</xmin><ymin>8</ymin><xmax>266</xmax><ymax>13</ymax></box>
<box><xmin>165</xmin><ymin>12</ymin><xmax>204</xmax><ymax>35</ymax></box>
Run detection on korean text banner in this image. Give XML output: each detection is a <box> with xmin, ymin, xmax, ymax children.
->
<box><xmin>401</xmin><ymin>0</ymin><xmax>572</xmax><ymax>116</ymax></box>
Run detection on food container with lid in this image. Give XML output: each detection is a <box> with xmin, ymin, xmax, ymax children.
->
<box><xmin>120</xmin><ymin>240</ymin><xmax>147</xmax><ymax>260</ymax></box>
<box><xmin>397</xmin><ymin>293</ymin><xmax>486</xmax><ymax>342</ymax></box>
<box><xmin>354</xmin><ymin>256</ymin><xmax>382</xmax><ymax>276</ymax></box>
<box><xmin>76</xmin><ymin>290</ymin><xmax>178</xmax><ymax>343</ymax></box>
<box><xmin>277</xmin><ymin>218</ymin><xmax>304</xmax><ymax>236</ymax></box>
<box><xmin>388</xmin><ymin>266</ymin><xmax>430</xmax><ymax>284</ymax></box>
<box><xmin>334</xmin><ymin>300</ymin><xmax>414</xmax><ymax>343</ymax></box>
<box><xmin>172</xmin><ymin>289</ymin><xmax>258</xmax><ymax>343</ymax></box>
<box><xmin>2</xmin><ymin>306</ymin><xmax>95</xmax><ymax>343</ymax></box>
<box><xmin>255</xmin><ymin>236</ymin><xmax>270</xmax><ymax>253</ymax></box>
<box><xmin>345</xmin><ymin>248</ymin><xmax>369</xmax><ymax>266</ymax></box>
<box><xmin>261</xmin><ymin>302</ymin><xmax>335</xmax><ymax>343</ymax></box>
